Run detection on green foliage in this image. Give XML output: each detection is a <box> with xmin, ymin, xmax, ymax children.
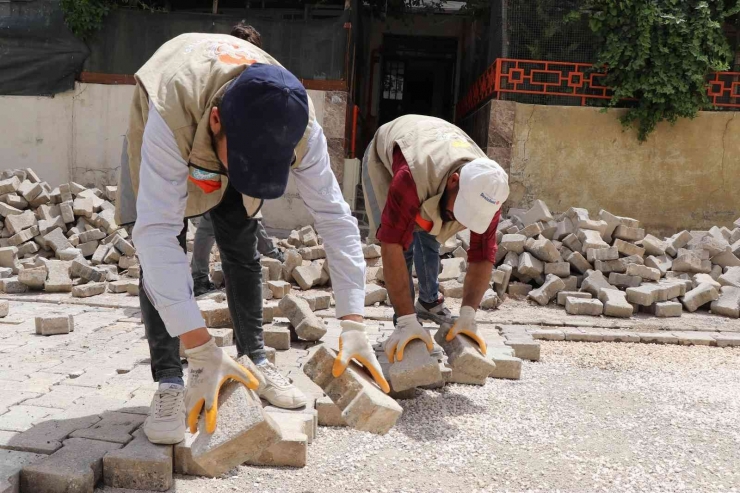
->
<box><xmin>511</xmin><ymin>0</ymin><xmax>597</xmax><ymax>62</ymax></box>
<box><xmin>60</xmin><ymin>0</ymin><xmax>112</xmax><ymax>41</ymax></box>
<box><xmin>60</xmin><ymin>0</ymin><xmax>165</xmax><ymax>41</ymax></box>
<box><xmin>362</xmin><ymin>0</ymin><xmax>444</xmax><ymax>18</ymax></box>
<box><xmin>577</xmin><ymin>0</ymin><xmax>740</xmax><ymax>141</ymax></box>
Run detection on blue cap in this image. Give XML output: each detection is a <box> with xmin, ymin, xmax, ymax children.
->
<box><xmin>220</xmin><ymin>63</ymin><xmax>309</xmax><ymax>199</ymax></box>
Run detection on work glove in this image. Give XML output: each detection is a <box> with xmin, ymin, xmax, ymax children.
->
<box><xmin>445</xmin><ymin>306</ymin><xmax>487</xmax><ymax>355</ymax></box>
<box><xmin>333</xmin><ymin>320</ymin><xmax>390</xmax><ymax>394</ymax></box>
<box><xmin>184</xmin><ymin>338</ymin><xmax>259</xmax><ymax>434</ymax></box>
<box><xmin>383</xmin><ymin>314</ymin><xmax>434</xmax><ymax>364</ymax></box>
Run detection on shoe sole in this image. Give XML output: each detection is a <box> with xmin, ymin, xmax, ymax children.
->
<box><xmin>416</xmin><ymin>309</ymin><xmax>453</xmax><ymax>327</ymax></box>
<box><xmin>143</xmin><ymin>432</ymin><xmax>185</xmax><ymax>445</ymax></box>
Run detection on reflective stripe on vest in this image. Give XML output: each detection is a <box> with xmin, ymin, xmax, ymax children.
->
<box><xmin>415</xmin><ymin>212</ymin><xmax>433</xmax><ymax>233</ymax></box>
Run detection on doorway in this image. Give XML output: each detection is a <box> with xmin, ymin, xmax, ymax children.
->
<box><xmin>378</xmin><ymin>35</ymin><xmax>458</xmax><ymax>126</ymax></box>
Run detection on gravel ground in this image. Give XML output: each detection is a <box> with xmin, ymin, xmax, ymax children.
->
<box><xmin>99</xmin><ymin>342</ymin><xmax>740</xmax><ymax>493</ymax></box>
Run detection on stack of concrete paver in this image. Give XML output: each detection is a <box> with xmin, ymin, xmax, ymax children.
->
<box><xmin>486</xmin><ymin>200</ymin><xmax>740</xmax><ymax>319</ymax></box>
<box><xmin>0</xmin><ymin>168</ymin><xmax>139</xmax><ymax>298</ymax></box>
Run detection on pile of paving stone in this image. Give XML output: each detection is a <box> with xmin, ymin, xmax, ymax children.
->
<box><xmin>0</xmin><ymin>168</ymin><xmax>138</xmax><ymax>298</ymax></box>
<box><xmin>485</xmin><ymin>200</ymin><xmax>740</xmax><ymax>319</ymax></box>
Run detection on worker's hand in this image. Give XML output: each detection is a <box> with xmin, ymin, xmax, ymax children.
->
<box><xmin>445</xmin><ymin>306</ymin><xmax>487</xmax><ymax>355</ymax></box>
<box><xmin>333</xmin><ymin>320</ymin><xmax>390</xmax><ymax>393</ymax></box>
<box><xmin>383</xmin><ymin>314</ymin><xmax>434</xmax><ymax>363</ymax></box>
<box><xmin>184</xmin><ymin>338</ymin><xmax>259</xmax><ymax>434</ymax></box>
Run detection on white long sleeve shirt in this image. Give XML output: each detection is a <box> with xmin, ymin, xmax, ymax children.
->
<box><xmin>133</xmin><ymin>102</ymin><xmax>365</xmax><ymax>337</ymax></box>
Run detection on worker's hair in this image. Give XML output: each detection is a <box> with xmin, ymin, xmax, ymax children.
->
<box><xmin>230</xmin><ymin>22</ymin><xmax>262</xmax><ymax>48</ymax></box>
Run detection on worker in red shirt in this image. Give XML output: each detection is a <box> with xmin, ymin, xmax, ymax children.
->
<box><xmin>362</xmin><ymin>115</ymin><xmax>509</xmax><ymax>362</ymax></box>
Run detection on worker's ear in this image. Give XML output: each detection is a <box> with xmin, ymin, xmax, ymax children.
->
<box><xmin>209</xmin><ymin>106</ymin><xmax>222</xmax><ymax>136</ymax></box>
<box><xmin>447</xmin><ymin>172</ymin><xmax>460</xmax><ymax>191</ymax></box>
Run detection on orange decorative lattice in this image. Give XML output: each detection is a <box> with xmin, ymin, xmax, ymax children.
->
<box><xmin>457</xmin><ymin>58</ymin><xmax>740</xmax><ymax>120</ymax></box>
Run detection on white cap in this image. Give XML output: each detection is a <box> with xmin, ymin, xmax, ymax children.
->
<box><xmin>453</xmin><ymin>158</ymin><xmax>510</xmax><ymax>234</ymax></box>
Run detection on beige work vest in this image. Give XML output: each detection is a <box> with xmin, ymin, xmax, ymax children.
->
<box><xmin>364</xmin><ymin>115</ymin><xmax>487</xmax><ymax>244</ymax></box>
<box><xmin>115</xmin><ymin>33</ymin><xmax>315</xmax><ymax>224</ymax></box>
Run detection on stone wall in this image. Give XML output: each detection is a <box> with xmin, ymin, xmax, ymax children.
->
<box><xmin>464</xmin><ymin>99</ymin><xmax>739</xmax><ymax>236</ymax></box>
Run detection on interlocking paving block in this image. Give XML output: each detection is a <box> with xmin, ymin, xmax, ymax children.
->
<box><xmin>638</xmin><ymin>332</ymin><xmax>679</xmax><ymax>345</ymax></box>
<box><xmin>315</xmin><ymin>396</ymin><xmax>347</xmax><ymax>427</ymax></box>
<box><xmin>681</xmin><ymin>283</ymin><xmax>720</xmax><ymax>312</ymax></box>
<box><xmin>263</xmin><ymin>324</ymin><xmax>291</xmax><ymax>350</ymax></box>
<box><xmin>103</xmin><ymin>429</ymin><xmax>173</xmax><ymax>491</ymax></box>
<box><xmin>0</xmin><ymin>415</ymin><xmax>101</xmax><ymax>454</ymax></box>
<box><xmin>279</xmin><ymin>295</ymin><xmax>326</xmax><ymax>341</ymax></box>
<box><xmin>198</xmin><ymin>299</ymin><xmax>231</xmax><ymax>328</ymax></box>
<box><xmin>365</xmin><ymin>284</ymin><xmax>388</xmax><ymax>305</ymax></box>
<box><xmin>389</xmin><ymin>340</ymin><xmax>443</xmax><ymax>392</ymax></box>
<box><xmin>0</xmin><ymin>449</ymin><xmax>44</xmax><ymax>493</ymax></box>
<box><xmin>528</xmin><ymin>274</ymin><xmax>566</xmax><ymax>305</ymax></box>
<box><xmin>565</xmin><ymin>297</ymin><xmax>603</xmax><ymax>316</ymax></box>
<box><xmin>529</xmin><ymin>328</ymin><xmax>565</xmax><ymax>341</ymax></box>
<box><xmin>598</xmin><ymin>288</ymin><xmax>634</xmax><ymax>318</ymax></box>
<box><xmin>676</xmin><ymin>331</ymin><xmax>716</xmax><ymax>346</ymax></box>
<box><xmin>558</xmin><ymin>291</ymin><xmax>592</xmax><ymax>306</ymax></box>
<box><xmin>70</xmin><ymin>411</ymin><xmax>145</xmax><ymax>444</ymax></box>
<box><xmin>562</xmin><ymin>328</ymin><xmax>603</xmax><ymax>342</ymax></box>
<box><xmin>434</xmin><ymin>324</ymin><xmax>496</xmax><ymax>381</ymax></box>
<box><xmin>488</xmin><ymin>347</ymin><xmax>522</xmax><ymax>380</ymax></box>
<box><xmin>599</xmin><ymin>331</ymin><xmax>641</xmax><ymax>343</ymax></box>
<box><xmin>71</xmin><ymin>282</ymin><xmax>106</xmax><ymax>298</ymax></box>
<box><xmin>645</xmin><ymin>301</ymin><xmax>683</xmax><ymax>318</ymax></box>
<box><xmin>173</xmin><ymin>434</ymin><xmax>212</xmax><ymax>478</ymax></box>
<box><xmin>714</xmin><ymin>333</ymin><xmax>740</xmax><ymax>347</ymax></box>
<box><xmin>303</xmin><ymin>346</ymin><xmax>402</xmax><ymax>435</ymax></box>
<box><xmin>246</xmin><ymin>412</ymin><xmax>308</xmax><ymax>468</ymax></box>
<box><xmin>711</xmin><ymin>286</ymin><xmax>740</xmax><ymax>318</ymax></box>
<box><xmin>20</xmin><ymin>437</ymin><xmax>121</xmax><ymax>493</ymax></box>
<box><xmin>502</xmin><ymin>338</ymin><xmax>541</xmax><ymax>361</ymax></box>
<box><xmin>34</xmin><ymin>315</ymin><xmax>74</xmax><ymax>336</ymax></box>
<box><xmin>190</xmin><ymin>382</ymin><xmax>281</xmax><ymax>477</ymax></box>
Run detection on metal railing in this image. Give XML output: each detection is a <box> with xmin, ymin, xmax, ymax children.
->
<box><xmin>457</xmin><ymin>57</ymin><xmax>740</xmax><ymax>120</ymax></box>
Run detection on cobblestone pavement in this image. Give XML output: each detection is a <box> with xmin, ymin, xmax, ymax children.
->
<box><xmin>0</xmin><ymin>292</ymin><xmax>738</xmax><ymax>493</ymax></box>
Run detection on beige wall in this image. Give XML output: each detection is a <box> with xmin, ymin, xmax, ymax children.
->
<box><xmin>0</xmin><ymin>83</ymin><xmax>347</xmax><ymax>232</ymax></box>
<box><xmin>0</xmin><ymin>83</ymin><xmax>134</xmax><ymax>189</ymax></box>
<box><xmin>461</xmin><ymin>100</ymin><xmax>739</xmax><ymax>236</ymax></box>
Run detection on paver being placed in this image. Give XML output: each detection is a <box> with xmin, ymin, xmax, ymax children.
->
<box><xmin>434</xmin><ymin>324</ymin><xmax>496</xmax><ymax>384</ymax></box>
<box><xmin>20</xmin><ymin>437</ymin><xmax>121</xmax><ymax>493</ymax></box>
<box><xmin>303</xmin><ymin>346</ymin><xmax>402</xmax><ymax>435</ymax></box>
<box><xmin>245</xmin><ymin>412</ymin><xmax>308</xmax><ymax>468</ymax></box>
<box><xmin>190</xmin><ymin>382</ymin><xmax>281</xmax><ymax>477</ymax></box>
<box><xmin>315</xmin><ymin>396</ymin><xmax>347</xmax><ymax>427</ymax></box>
<box><xmin>389</xmin><ymin>340</ymin><xmax>443</xmax><ymax>392</ymax></box>
<box><xmin>103</xmin><ymin>429</ymin><xmax>173</xmax><ymax>491</ymax></box>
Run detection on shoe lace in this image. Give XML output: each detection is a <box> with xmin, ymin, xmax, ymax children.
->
<box><xmin>154</xmin><ymin>389</ymin><xmax>182</xmax><ymax>418</ymax></box>
<box><xmin>260</xmin><ymin>362</ymin><xmax>291</xmax><ymax>387</ymax></box>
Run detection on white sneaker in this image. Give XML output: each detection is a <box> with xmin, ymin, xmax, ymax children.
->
<box><xmin>143</xmin><ymin>383</ymin><xmax>186</xmax><ymax>445</ymax></box>
<box><xmin>257</xmin><ymin>362</ymin><xmax>307</xmax><ymax>409</ymax></box>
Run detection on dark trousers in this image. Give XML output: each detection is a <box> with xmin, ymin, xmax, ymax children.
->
<box><xmin>140</xmin><ymin>183</ymin><xmax>265</xmax><ymax>381</ymax></box>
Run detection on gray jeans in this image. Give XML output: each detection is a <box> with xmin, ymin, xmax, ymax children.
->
<box><xmin>142</xmin><ymin>184</ymin><xmax>267</xmax><ymax>381</ymax></box>
<box><xmin>191</xmin><ymin>212</ymin><xmax>280</xmax><ymax>282</ymax></box>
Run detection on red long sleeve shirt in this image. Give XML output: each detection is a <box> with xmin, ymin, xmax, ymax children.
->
<box><xmin>376</xmin><ymin>148</ymin><xmax>500</xmax><ymax>263</ymax></box>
